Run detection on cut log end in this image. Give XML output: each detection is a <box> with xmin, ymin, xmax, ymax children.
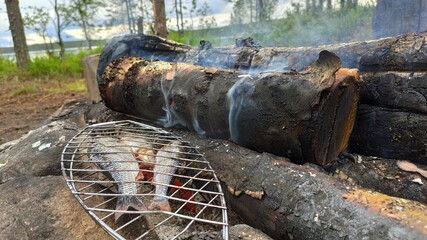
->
<box><xmin>300</xmin><ymin>71</ymin><xmax>360</xmax><ymax>166</ymax></box>
<box><xmin>99</xmin><ymin>52</ymin><xmax>360</xmax><ymax>167</ymax></box>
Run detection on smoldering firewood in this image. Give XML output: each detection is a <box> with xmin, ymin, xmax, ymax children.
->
<box><xmin>334</xmin><ymin>156</ymin><xmax>427</xmax><ymax>204</ymax></box>
<box><xmin>96</xmin><ymin>32</ymin><xmax>427</xmax><ymax>83</ymax></box>
<box><xmin>82</xmin><ymin>103</ymin><xmax>427</xmax><ymax>240</ymax></box>
<box><xmin>173</xmin><ymin>129</ymin><xmax>427</xmax><ymax>240</ymax></box>
<box><xmin>99</xmin><ymin>51</ymin><xmax>360</xmax><ymax>166</ymax></box>
<box><xmin>352</xmin><ymin>71</ymin><xmax>427</xmax><ymax>164</ymax></box>
<box><xmin>350</xmin><ymin>104</ymin><xmax>427</xmax><ymax>164</ymax></box>
<box><xmin>96</xmin><ymin>32</ymin><xmax>427</xmax><ymax>164</ymax></box>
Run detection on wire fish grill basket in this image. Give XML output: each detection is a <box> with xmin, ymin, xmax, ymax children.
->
<box><xmin>61</xmin><ymin>120</ymin><xmax>228</xmax><ymax>239</ymax></box>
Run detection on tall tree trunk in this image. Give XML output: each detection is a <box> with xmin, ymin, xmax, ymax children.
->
<box><xmin>326</xmin><ymin>0</ymin><xmax>332</xmax><ymax>10</ymax></box>
<box><xmin>258</xmin><ymin>0</ymin><xmax>264</xmax><ymax>21</ymax></box>
<box><xmin>129</xmin><ymin>0</ymin><xmax>136</xmax><ymax>32</ymax></box>
<box><xmin>152</xmin><ymin>0</ymin><xmax>167</xmax><ymax>38</ymax></box>
<box><xmin>249</xmin><ymin>0</ymin><xmax>253</xmax><ymax>23</ymax></box>
<box><xmin>82</xmin><ymin>19</ymin><xmax>92</xmax><ymax>49</ymax></box>
<box><xmin>305</xmin><ymin>0</ymin><xmax>310</xmax><ymax>12</ymax></box>
<box><xmin>347</xmin><ymin>0</ymin><xmax>353</xmax><ymax>8</ymax></box>
<box><xmin>174</xmin><ymin>0</ymin><xmax>180</xmax><ymax>32</ymax></box>
<box><xmin>340</xmin><ymin>0</ymin><xmax>345</xmax><ymax>9</ymax></box>
<box><xmin>179</xmin><ymin>0</ymin><xmax>184</xmax><ymax>33</ymax></box>
<box><xmin>125</xmin><ymin>0</ymin><xmax>133</xmax><ymax>33</ymax></box>
<box><xmin>5</xmin><ymin>0</ymin><xmax>30</xmax><ymax>70</ymax></box>
<box><xmin>319</xmin><ymin>0</ymin><xmax>324</xmax><ymax>11</ymax></box>
<box><xmin>52</xmin><ymin>0</ymin><xmax>65</xmax><ymax>59</ymax></box>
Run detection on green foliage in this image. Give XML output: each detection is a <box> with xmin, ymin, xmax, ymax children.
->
<box><xmin>170</xmin><ymin>2</ymin><xmax>375</xmax><ymax>48</ymax></box>
<box><xmin>0</xmin><ymin>58</ymin><xmax>19</xmax><ymax>80</ymax></box>
<box><xmin>0</xmin><ymin>47</ymin><xmax>102</xmax><ymax>80</ymax></box>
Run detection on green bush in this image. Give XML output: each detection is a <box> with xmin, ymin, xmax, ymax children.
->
<box><xmin>169</xmin><ymin>3</ymin><xmax>375</xmax><ymax>48</ymax></box>
<box><xmin>0</xmin><ymin>57</ymin><xmax>19</xmax><ymax>80</ymax></box>
<box><xmin>0</xmin><ymin>47</ymin><xmax>103</xmax><ymax>80</ymax></box>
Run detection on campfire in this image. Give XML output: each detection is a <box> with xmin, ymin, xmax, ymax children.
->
<box><xmin>7</xmin><ymin>33</ymin><xmax>414</xmax><ymax>239</ymax></box>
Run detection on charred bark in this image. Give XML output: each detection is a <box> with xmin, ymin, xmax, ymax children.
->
<box><xmin>349</xmin><ymin>72</ymin><xmax>427</xmax><ymax>164</ymax></box>
<box><xmin>178</xmin><ymin>132</ymin><xmax>427</xmax><ymax>240</ymax></box>
<box><xmin>80</xmin><ymin>103</ymin><xmax>427</xmax><ymax>240</ymax></box>
<box><xmin>99</xmin><ymin>51</ymin><xmax>360</xmax><ymax>166</ymax></box>
<box><xmin>96</xmin><ymin>31</ymin><xmax>427</xmax><ymax>164</ymax></box>
<box><xmin>96</xmin><ymin>31</ymin><xmax>427</xmax><ymax>80</ymax></box>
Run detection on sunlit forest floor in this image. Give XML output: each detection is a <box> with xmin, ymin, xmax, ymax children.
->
<box><xmin>0</xmin><ymin>77</ymin><xmax>87</xmax><ymax>144</ymax></box>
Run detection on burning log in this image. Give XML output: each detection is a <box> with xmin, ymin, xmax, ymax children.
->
<box><xmin>175</xmin><ymin>131</ymin><xmax>427</xmax><ymax>240</ymax></box>
<box><xmin>96</xmin><ymin>32</ymin><xmax>427</xmax><ymax>81</ymax></box>
<box><xmin>350</xmin><ymin>72</ymin><xmax>427</xmax><ymax>164</ymax></box>
<box><xmin>96</xmin><ymin>31</ymin><xmax>427</xmax><ymax>164</ymax></box>
<box><xmin>77</xmin><ymin>103</ymin><xmax>427</xmax><ymax>240</ymax></box>
<box><xmin>99</xmin><ymin>51</ymin><xmax>360</xmax><ymax>166</ymax></box>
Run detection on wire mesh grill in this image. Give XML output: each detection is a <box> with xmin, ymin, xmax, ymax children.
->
<box><xmin>61</xmin><ymin>120</ymin><xmax>228</xmax><ymax>239</ymax></box>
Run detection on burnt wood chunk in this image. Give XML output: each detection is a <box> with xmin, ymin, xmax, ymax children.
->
<box><xmin>80</xmin><ymin>103</ymin><xmax>427</xmax><ymax>240</ymax></box>
<box><xmin>99</xmin><ymin>51</ymin><xmax>360</xmax><ymax>166</ymax></box>
<box><xmin>176</xmin><ymin>130</ymin><xmax>427</xmax><ymax>240</ymax></box>
<box><xmin>97</xmin><ymin>31</ymin><xmax>427</xmax><ymax>164</ymax></box>
<box><xmin>97</xmin><ymin>32</ymin><xmax>427</xmax><ymax>82</ymax></box>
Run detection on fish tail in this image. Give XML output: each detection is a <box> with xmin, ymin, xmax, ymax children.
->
<box><xmin>115</xmin><ymin>196</ymin><xmax>148</xmax><ymax>221</ymax></box>
<box><xmin>149</xmin><ymin>197</ymin><xmax>171</xmax><ymax>212</ymax></box>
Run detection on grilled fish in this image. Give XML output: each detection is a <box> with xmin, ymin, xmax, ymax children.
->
<box><xmin>90</xmin><ymin>137</ymin><xmax>147</xmax><ymax>221</ymax></box>
<box><xmin>149</xmin><ymin>141</ymin><xmax>181</xmax><ymax>212</ymax></box>
<box><xmin>118</xmin><ymin>136</ymin><xmax>157</xmax><ymax>180</ymax></box>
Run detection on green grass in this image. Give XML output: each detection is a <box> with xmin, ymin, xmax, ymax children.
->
<box><xmin>0</xmin><ymin>57</ymin><xmax>19</xmax><ymax>81</ymax></box>
<box><xmin>0</xmin><ymin>47</ymin><xmax>102</xmax><ymax>96</ymax></box>
<box><xmin>0</xmin><ymin>46</ymin><xmax>103</xmax><ymax>82</ymax></box>
<box><xmin>47</xmin><ymin>78</ymin><xmax>87</xmax><ymax>93</ymax></box>
<box><xmin>26</xmin><ymin>47</ymin><xmax>103</xmax><ymax>79</ymax></box>
<box><xmin>8</xmin><ymin>84</ymin><xmax>38</xmax><ymax>97</ymax></box>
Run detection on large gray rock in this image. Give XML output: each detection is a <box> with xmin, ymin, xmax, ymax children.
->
<box><xmin>0</xmin><ymin>175</ymin><xmax>110</xmax><ymax>239</ymax></box>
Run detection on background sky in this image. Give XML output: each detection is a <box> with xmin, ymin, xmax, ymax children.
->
<box><xmin>0</xmin><ymin>0</ymin><xmax>370</xmax><ymax>47</ymax></box>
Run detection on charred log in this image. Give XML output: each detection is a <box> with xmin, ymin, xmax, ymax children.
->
<box><xmin>335</xmin><ymin>157</ymin><xmax>427</xmax><ymax>204</ymax></box>
<box><xmin>97</xmin><ymin>31</ymin><xmax>427</xmax><ymax>164</ymax></box>
<box><xmin>96</xmin><ymin>32</ymin><xmax>427</xmax><ymax>82</ymax></box>
<box><xmin>81</xmin><ymin>103</ymin><xmax>427</xmax><ymax>240</ymax></box>
<box><xmin>170</xmin><ymin>129</ymin><xmax>427</xmax><ymax>240</ymax></box>
<box><xmin>100</xmin><ymin>51</ymin><xmax>359</xmax><ymax>166</ymax></box>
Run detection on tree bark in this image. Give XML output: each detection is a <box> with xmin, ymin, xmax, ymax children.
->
<box><xmin>152</xmin><ymin>0</ymin><xmax>167</xmax><ymax>38</ymax></box>
<box><xmin>96</xmin><ymin>32</ymin><xmax>427</xmax><ymax>164</ymax></box>
<box><xmin>174</xmin><ymin>129</ymin><xmax>427</xmax><ymax>240</ymax></box>
<box><xmin>52</xmin><ymin>0</ymin><xmax>65</xmax><ymax>58</ymax></box>
<box><xmin>5</xmin><ymin>0</ymin><xmax>30</xmax><ymax>70</ymax></box>
<box><xmin>77</xmin><ymin>102</ymin><xmax>427</xmax><ymax>240</ymax></box>
<box><xmin>100</xmin><ymin>51</ymin><xmax>359</xmax><ymax>166</ymax></box>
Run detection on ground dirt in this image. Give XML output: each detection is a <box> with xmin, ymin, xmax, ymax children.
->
<box><xmin>0</xmin><ymin>78</ymin><xmax>88</xmax><ymax>145</ymax></box>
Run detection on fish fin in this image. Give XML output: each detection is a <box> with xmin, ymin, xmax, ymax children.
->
<box><xmin>115</xmin><ymin>197</ymin><xmax>128</xmax><ymax>221</ymax></box>
<box><xmin>115</xmin><ymin>196</ymin><xmax>148</xmax><ymax>221</ymax></box>
<box><xmin>128</xmin><ymin>196</ymin><xmax>148</xmax><ymax>211</ymax></box>
<box><xmin>149</xmin><ymin>198</ymin><xmax>171</xmax><ymax>212</ymax></box>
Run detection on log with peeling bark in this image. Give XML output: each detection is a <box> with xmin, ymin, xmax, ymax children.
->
<box><xmin>96</xmin><ymin>31</ymin><xmax>427</xmax><ymax>164</ymax></box>
<box><xmin>80</xmin><ymin>103</ymin><xmax>427</xmax><ymax>240</ymax></box>
<box><xmin>99</xmin><ymin>51</ymin><xmax>360</xmax><ymax>166</ymax></box>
